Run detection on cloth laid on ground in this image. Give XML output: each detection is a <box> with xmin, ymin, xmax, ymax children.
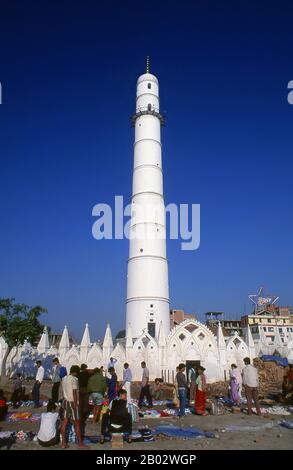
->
<box><xmin>128</xmin><ymin>402</ymin><xmax>139</xmax><ymax>422</ymax></box>
<box><xmin>6</xmin><ymin>411</ymin><xmax>41</xmax><ymax>422</ymax></box>
<box><xmin>218</xmin><ymin>397</ymin><xmax>234</xmax><ymax>406</ymax></box>
<box><xmin>0</xmin><ymin>431</ymin><xmax>16</xmax><ymax>450</ymax></box>
<box><xmin>61</xmin><ymin>422</ymin><xmax>77</xmax><ymax>444</ymax></box>
<box><xmin>223</xmin><ymin>422</ymin><xmax>276</xmax><ymax>432</ymax></box>
<box><xmin>139</xmin><ymin>407</ymin><xmax>192</xmax><ymax>418</ymax></box>
<box><xmin>15</xmin><ymin>430</ymin><xmax>35</xmax><ymax>442</ymax></box>
<box><xmin>265</xmin><ymin>406</ymin><xmax>291</xmax><ymax>416</ymax></box>
<box><xmin>154</xmin><ymin>425</ymin><xmax>215</xmax><ymax>439</ymax></box>
<box><xmin>279</xmin><ymin>420</ymin><xmax>293</xmax><ymax>430</ymax></box>
<box><xmin>210</xmin><ymin>401</ymin><xmax>226</xmax><ymax>415</ymax></box>
<box><xmin>139</xmin><ymin>409</ymin><xmax>161</xmax><ymax>419</ymax></box>
<box><xmin>161</xmin><ymin>408</ymin><xmax>176</xmax><ymax>416</ymax></box>
<box><xmin>152</xmin><ymin>400</ymin><xmax>173</xmax><ymax>406</ymax></box>
<box><xmin>261</xmin><ymin>355</ymin><xmax>288</xmax><ymax>367</ymax></box>
<box><xmin>85</xmin><ymin>435</ymin><xmax>100</xmax><ymax>443</ymax></box>
<box><xmin>7</xmin><ymin>400</ymin><xmax>47</xmax><ymax>408</ymax></box>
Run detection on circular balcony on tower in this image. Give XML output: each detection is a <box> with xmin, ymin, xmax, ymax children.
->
<box><xmin>131</xmin><ymin>105</ymin><xmax>165</xmax><ymax>127</ymax></box>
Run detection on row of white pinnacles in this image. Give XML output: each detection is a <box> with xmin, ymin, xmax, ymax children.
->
<box><xmin>1</xmin><ymin>319</ymin><xmax>293</xmax><ymax>382</ymax></box>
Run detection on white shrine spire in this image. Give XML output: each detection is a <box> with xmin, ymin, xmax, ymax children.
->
<box><xmin>37</xmin><ymin>326</ymin><xmax>49</xmax><ymax>353</ymax></box>
<box><xmin>59</xmin><ymin>325</ymin><xmax>70</xmax><ymax>354</ymax></box>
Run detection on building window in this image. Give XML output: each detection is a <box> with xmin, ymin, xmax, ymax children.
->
<box><xmin>150</xmin><ymin>304</ymin><xmax>153</xmax><ymax>308</ymax></box>
<box><xmin>263</xmin><ymin>327</ymin><xmax>267</xmax><ymax>332</ymax></box>
<box><xmin>148</xmin><ymin>322</ymin><xmax>155</xmax><ymax>338</ymax></box>
<box><xmin>279</xmin><ymin>328</ymin><xmax>282</xmax><ymax>332</ymax></box>
<box><xmin>148</xmin><ymin>83</ymin><xmax>151</xmax><ymax>89</ymax></box>
<box><xmin>147</xmin><ymin>104</ymin><xmax>152</xmax><ymax>111</ymax></box>
<box><xmin>268</xmin><ymin>319</ymin><xmax>272</xmax><ymax>323</ymax></box>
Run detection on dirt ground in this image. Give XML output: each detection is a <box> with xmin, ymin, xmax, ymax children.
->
<box><xmin>1</xmin><ymin>406</ymin><xmax>292</xmax><ymax>451</ymax></box>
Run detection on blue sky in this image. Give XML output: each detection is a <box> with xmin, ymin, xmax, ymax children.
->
<box><xmin>0</xmin><ymin>1</ymin><xmax>292</xmax><ymax>341</ymax></box>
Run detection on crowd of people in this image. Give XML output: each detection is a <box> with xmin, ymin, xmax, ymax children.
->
<box><xmin>0</xmin><ymin>357</ymin><xmax>292</xmax><ymax>448</ymax></box>
<box><xmin>30</xmin><ymin>357</ymin><xmax>158</xmax><ymax>448</ymax></box>
<box><xmin>175</xmin><ymin>357</ymin><xmax>275</xmax><ymax>417</ymax></box>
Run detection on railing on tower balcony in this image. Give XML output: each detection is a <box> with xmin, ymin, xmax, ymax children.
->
<box><xmin>131</xmin><ymin>105</ymin><xmax>166</xmax><ymax>127</ymax></box>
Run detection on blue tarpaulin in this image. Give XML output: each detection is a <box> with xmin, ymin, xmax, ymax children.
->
<box><xmin>154</xmin><ymin>425</ymin><xmax>215</xmax><ymax>439</ymax></box>
<box><xmin>261</xmin><ymin>355</ymin><xmax>288</xmax><ymax>367</ymax></box>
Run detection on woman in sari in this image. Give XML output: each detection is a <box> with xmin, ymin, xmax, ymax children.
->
<box><xmin>195</xmin><ymin>366</ymin><xmax>207</xmax><ymax>415</ymax></box>
<box><xmin>229</xmin><ymin>364</ymin><xmax>242</xmax><ymax>404</ymax></box>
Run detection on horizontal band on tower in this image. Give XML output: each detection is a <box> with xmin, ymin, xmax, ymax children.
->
<box><xmin>134</xmin><ymin>138</ymin><xmax>162</xmax><ymax>148</ymax></box>
<box><xmin>133</xmin><ymin>163</ymin><xmax>162</xmax><ymax>173</ymax></box>
<box><xmin>134</xmin><ymin>137</ymin><xmax>161</xmax><ymax>146</ymax></box>
<box><xmin>136</xmin><ymin>92</ymin><xmax>159</xmax><ymax>100</ymax></box>
<box><xmin>129</xmin><ymin>221</ymin><xmax>166</xmax><ymax>229</ymax></box>
<box><xmin>126</xmin><ymin>296</ymin><xmax>170</xmax><ymax>303</ymax></box>
<box><xmin>131</xmin><ymin>191</ymin><xmax>164</xmax><ymax>200</ymax></box>
<box><xmin>128</xmin><ymin>255</ymin><xmax>168</xmax><ymax>263</ymax></box>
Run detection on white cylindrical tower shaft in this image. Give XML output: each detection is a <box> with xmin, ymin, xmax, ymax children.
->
<box><xmin>126</xmin><ymin>64</ymin><xmax>170</xmax><ymax>339</ymax></box>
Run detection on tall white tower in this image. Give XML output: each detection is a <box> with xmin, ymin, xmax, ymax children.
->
<box><xmin>126</xmin><ymin>58</ymin><xmax>170</xmax><ymax>339</ymax></box>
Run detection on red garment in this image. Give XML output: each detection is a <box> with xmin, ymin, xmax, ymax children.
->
<box><xmin>0</xmin><ymin>399</ymin><xmax>6</xmax><ymax>407</ymax></box>
<box><xmin>195</xmin><ymin>389</ymin><xmax>206</xmax><ymax>415</ymax></box>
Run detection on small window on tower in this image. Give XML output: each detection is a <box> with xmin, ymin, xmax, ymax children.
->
<box><xmin>148</xmin><ymin>83</ymin><xmax>151</xmax><ymax>89</ymax></box>
<box><xmin>148</xmin><ymin>104</ymin><xmax>152</xmax><ymax>111</ymax></box>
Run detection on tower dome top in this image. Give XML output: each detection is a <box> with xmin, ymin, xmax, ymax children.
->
<box><xmin>137</xmin><ymin>73</ymin><xmax>158</xmax><ymax>85</ymax></box>
<box><xmin>137</xmin><ymin>57</ymin><xmax>158</xmax><ymax>85</ymax></box>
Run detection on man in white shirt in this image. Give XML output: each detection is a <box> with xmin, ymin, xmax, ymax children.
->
<box><xmin>60</xmin><ymin>365</ymin><xmax>89</xmax><ymax>449</ymax></box>
<box><xmin>242</xmin><ymin>357</ymin><xmax>261</xmax><ymax>416</ymax></box>
<box><xmin>138</xmin><ymin>362</ymin><xmax>153</xmax><ymax>408</ymax></box>
<box><xmin>37</xmin><ymin>401</ymin><xmax>60</xmax><ymax>447</ymax></box>
<box><xmin>122</xmin><ymin>362</ymin><xmax>132</xmax><ymax>403</ymax></box>
<box><xmin>107</xmin><ymin>357</ymin><xmax>117</xmax><ymax>370</ymax></box>
<box><xmin>32</xmin><ymin>360</ymin><xmax>45</xmax><ymax>408</ymax></box>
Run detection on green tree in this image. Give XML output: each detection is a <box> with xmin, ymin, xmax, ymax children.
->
<box><xmin>0</xmin><ymin>298</ymin><xmax>47</xmax><ymax>382</ymax></box>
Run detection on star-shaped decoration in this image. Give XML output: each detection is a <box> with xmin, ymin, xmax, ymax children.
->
<box><xmin>248</xmin><ymin>287</ymin><xmax>279</xmax><ymax>311</ymax></box>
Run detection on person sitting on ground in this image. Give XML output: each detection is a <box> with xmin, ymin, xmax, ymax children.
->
<box><xmin>100</xmin><ymin>388</ymin><xmax>132</xmax><ymax>444</ymax></box>
<box><xmin>0</xmin><ymin>389</ymin><xmax>8</xmax><ymax>421</ymax></box>
<box><xmin>152</xmin><ymin>378</ymin><xmax>163</xmax><ymax>401</ymax></box>
<box><xmin>11</xmin><ymin>373</ymin><xmax>24</xmax><ymax>408</ymax></box>
<box><xmin>37</xmin><ymin>400</ymin><xmax>60</xmax><ymax>447</ymax></box>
